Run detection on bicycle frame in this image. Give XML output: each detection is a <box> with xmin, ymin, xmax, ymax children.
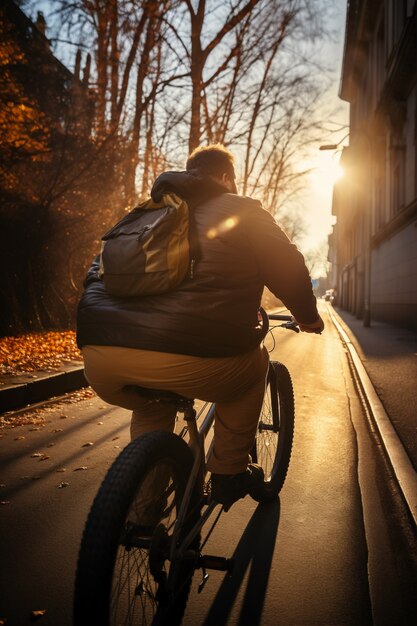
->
<box><xmin>170</xmin><ymin>401</ymin><xmax>217</xmax><ymax>562</ymax></box>
<box><xmin>169</xmin><ymin>309</ymin><xmax>296</xmax><ymax>564</ymax></box>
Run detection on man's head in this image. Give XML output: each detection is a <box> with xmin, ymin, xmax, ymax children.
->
<box><xmin>186</xmin><ymin>144</ymin><xmax>237</xmax><ymax>194</ymax></box>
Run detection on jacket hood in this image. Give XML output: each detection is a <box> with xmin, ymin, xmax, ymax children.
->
<box><xmin>151</xmin><ymin>170</ymin><xmax>227</xmax><ymax>206</ymax></box>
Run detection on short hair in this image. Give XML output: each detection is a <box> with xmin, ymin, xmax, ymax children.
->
<box><xmin>186</xmin><ymin>144</ymin><xmax>235</xmax><ymax>178</ymax></box>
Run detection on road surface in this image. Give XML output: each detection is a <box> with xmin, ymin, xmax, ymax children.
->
<box><xmin>0</xmin><ymin>303</ymin><xmax>415</xmax><ymax>625</ymax></box>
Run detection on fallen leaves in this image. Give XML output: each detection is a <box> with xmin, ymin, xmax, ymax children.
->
<box><xmin>82</xmin><ymin>442</ymin><xmax>94</xmax><ymax>447</ymax></box>
<box><xmin>0</xmin><ymin>388</ymin><xmax>95</xmax><ymax>429</ymax></box>
<box><xmin>30</xmin><ymin>452</ymin><xmax>51</xmax><ymax>461</ymax></box>
<box><xmin>0</xmin><ymin>410</ymin><xmax>48</xmax><ymax>429</ymax></box>
<box><xmin>0</xmin><ymin>331</ymin><xmax>81</xmax><ymax>376</ymax></box>
<box><xmin>30</xmin><ymin>609</ymin><xmax>46</xmax><ymax>620</ymax></box>
<box><xmin>57</xmin><ymin>482</ymin><xmax>69</xmax><ymax>489</ymax></box>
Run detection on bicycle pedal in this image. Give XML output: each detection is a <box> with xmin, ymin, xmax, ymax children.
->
<box><xmin>198</xmin><ymin>554</ymin><xmax>234</xmax><ymax>574</ymax></box>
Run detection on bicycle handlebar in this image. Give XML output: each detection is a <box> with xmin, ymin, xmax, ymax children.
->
<box><xmin>268</xmin><ymin>314</ymin><xmax>299</xmax><ymax>332</ymax></box>
<box><xmin>259</xmin><ymin>308</ymin><xmax>300</xmax><ymax>333</ymax></box>
<box><xmin>266</xmin><ymin>311</ymin><xmax>322</xmax><ymax>334</ymax></box>
<box><xmin>267</xmin><ymin>314</ymin><xmax>293</xmax><ymax>321</ymax></box>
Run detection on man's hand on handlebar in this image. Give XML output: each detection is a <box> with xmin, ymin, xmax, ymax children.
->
<box><xmin>295</xmin><ymin>315</ymin><xmax>324</xmax><ymax>334</ymax></box>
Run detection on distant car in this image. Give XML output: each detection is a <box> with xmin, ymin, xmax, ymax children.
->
<box><xmin>324</xmin><ymin>289</ymin><xmax>336</xmax><ymax>304</ymax></box>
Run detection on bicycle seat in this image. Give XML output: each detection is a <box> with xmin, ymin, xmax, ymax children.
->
<box><xmin>124</xmin><ymin>384</ymin><xmax>193</xmax><ymax>407</ymax></box>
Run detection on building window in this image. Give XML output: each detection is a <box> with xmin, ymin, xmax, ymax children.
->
<box><xmin>393</xmin><ymin>0</ymin><xmax>407</xmax><ymax>43</ymax></box>
<box><xmin>387</xmin><ymin>0</ymin><xmax>407</xmax><ymax>56</ymax></box>
<box><xmin>374</xmin><ymin>139</ymin><xmax>386</xmax><ymax>231</ymax></box>
<box><xmin>415</xmin><ymin>98</ymin><xmax>417</xmax><ymax>197</ymax></box>
<box><xmin>375</xmin><ymin>23</ymin><xmax>385</xmax><ymax>104</ymax></box>
<box><xmin>392</xmin><ymin>146</ymin><xmax>405</xmax><ymax>214</ymax></box>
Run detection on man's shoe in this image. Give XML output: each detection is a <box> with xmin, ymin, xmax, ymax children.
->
<box><xmin>211</xmin><ymin>463</ymin><xmax>276</xmax><ymax>511</ymax></box>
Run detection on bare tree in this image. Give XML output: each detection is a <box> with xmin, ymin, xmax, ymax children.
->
<box><xmin>303</xmin><ymin>241</ymin><xmax>329</xmax><ymax>278</ymax></box>
<box><xmin>158</xmin><ymin>0</ymin><xmax>331</xmax><ymax>241</ymax></box>
<box><xmin>34</xmin><ymin>0</ymin><xmax>331</xmax><ymax>205</ymax></box>
<box><xmin>8</xmin><ymin>0</ymin><xmax>335</xmax><ymax>334</ymax></box>
<box><xmin>164</xmin><ymin>0</ymin><xmax>263</xmax><ymax>151</ymax></box>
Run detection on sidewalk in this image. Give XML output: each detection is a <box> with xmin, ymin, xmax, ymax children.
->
<box><xmin>0</xmin><ymin>362</ymin><xmax>87</xmax><ymax>413</ymax></box>
<box><xmin>330</xmin><ymin>305</ymin><xmax>417</xmax><ymax>472</ymax></box>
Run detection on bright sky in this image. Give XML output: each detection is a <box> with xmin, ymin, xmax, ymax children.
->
<box><xmin>297</xmin><ymin>0</ymin><xmax>349</xmax><ymax>255</ymax></box>
<box><xmin>298</xmin><ymin>137</ymin><xmax>348</xmax><ymax>251</ymax></box>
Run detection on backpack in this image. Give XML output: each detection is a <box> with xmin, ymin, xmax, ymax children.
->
<box><xmin>98</xmin><ymin>192</ymin><xmax>191</xmax><ymax>297</ymax></box>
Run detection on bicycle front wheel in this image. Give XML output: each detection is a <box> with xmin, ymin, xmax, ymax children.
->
<box><xmin>73</xmin><ymin>430</ymin><xmax>201</xmax><ymax>626</ymax></box>
<box><xmin>251</xmin><ymin>361</ymin><xmax>295</xmax><ymax>495</ymax></box>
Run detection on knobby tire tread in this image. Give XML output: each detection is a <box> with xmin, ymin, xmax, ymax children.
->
<box><xmin>270</xmin><ymin>361</ymin><xmax>295</xmax><ymax>494</ymax></box>
<box><xmin>252</xmin><ymin>361</ymin><xmax>295</xmax><ymax>497</ymax></box>
<box><xmin>73</xmin><ymin>430</ymin><xmax>198</xmax><ymax>626</ymax></box>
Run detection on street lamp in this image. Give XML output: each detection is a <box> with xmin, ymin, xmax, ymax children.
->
<box><xmin>319</xmin><ymin>144</ymin><xmax>339</xmax><ymax>151</ymax></box>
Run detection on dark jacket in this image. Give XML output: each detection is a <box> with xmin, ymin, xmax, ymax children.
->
<box><xmin>76</xmin><ymin>171</ymin><xmax>318</xmax><ymax>357</ymax></box>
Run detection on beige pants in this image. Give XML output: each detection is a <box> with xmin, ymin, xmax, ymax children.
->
<box><xmin>82</xmin><ymin>344</ymin><xmax>269</xmax><ymax>474</ymax></box>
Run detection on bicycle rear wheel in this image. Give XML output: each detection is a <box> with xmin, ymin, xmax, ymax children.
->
<box><xmin>251</xmin><ymin>361</ymin><xmax>295</xmax><ymax>494</ymax></box>
<box><xmin>73</xmin><ymin>430</ymin><xmax>201</xmax><ymax>626</ymax></box>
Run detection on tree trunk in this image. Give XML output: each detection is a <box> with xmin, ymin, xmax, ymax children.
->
<box><xmin>125</xmin><ymin>7</ymin><xmax>158</xmax><ymax>202</ymax></box>
<box><xmin>95</xmin><ymin>5</ymin><xmax>109</xmax><ymax>137</ymax></box>
<box><xmin>109</xmin><ymin>0</ymin><xmax>119</xmax><ymax>133</ymax></box>
<box><xmin>188</xmin><ymin>0</ymin><xmax>205</xmax><ymax>152</ymax></box>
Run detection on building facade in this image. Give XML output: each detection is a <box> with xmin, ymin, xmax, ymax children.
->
<box><xmin>329</xmin><ymin>0</ymin><xmax>417</xmax><ymax>330</ymax></box>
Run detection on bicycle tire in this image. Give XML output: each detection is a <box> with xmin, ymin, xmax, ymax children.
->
<box><xmin>73</xmin><ymin>430</ymin><xmax>201</xmax><ymax>626</ymax></box>
<box><xmin>251</xmin><ymin>361</ymin><xmax>295</xmax><ymax>495</ymax></box>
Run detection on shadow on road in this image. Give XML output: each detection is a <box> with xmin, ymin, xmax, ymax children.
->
<box><xmin>0</xmin><ymin>413</ymin><xmax>127</xmax><ymax>500</ymax></box>
<box><xmin>202</xmin><ymin>498</ymin><xmax>281</xmax><ymax>626</ymax></box>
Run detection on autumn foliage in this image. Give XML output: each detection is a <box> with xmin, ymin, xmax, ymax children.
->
<box><xmin>0</xmin><ymin>1</ymin><xmax>126</xmax><ymax>337</ymax></box>
<box><xmin>0</xmin><ymin>331</ymin><xmax>81</xmax><ymax>376</ymax></box>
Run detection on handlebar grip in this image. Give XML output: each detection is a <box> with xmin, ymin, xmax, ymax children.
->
<box><xmin>268</xmin><ymin>314</ymin><xmax>293</xmax><ymax>321</ymax></box>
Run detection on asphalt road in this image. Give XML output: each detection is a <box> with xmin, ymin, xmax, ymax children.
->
<box><xmin>0</xmin><ymin>304</ymin><xmax>415</xmax><ymax>625</ymax></box>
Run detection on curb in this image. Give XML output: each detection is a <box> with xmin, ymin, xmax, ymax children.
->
<box><xmin>328</xmin><ymin>305</ymin><xmax>417</xmax><ymax>530</ymax></box>
<box><xmin>0</xmin><ymin>366</ymin><xmax>88</xmax><ymax>413</ymax></box>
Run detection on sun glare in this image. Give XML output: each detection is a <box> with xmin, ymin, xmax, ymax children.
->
<box><xmin>311</xmin><ymin>157</ymin><xmax>344</xmax><ymax>190</ymax></box>
<box><xmin>327</xmin><ymin>160</ymin><xmax>344</xmax><ymax>184</ymax></box>
<box><xmin>291</xmin><ymin>152</ymin><xmax>346</xmax><ymax>253</ymax></box>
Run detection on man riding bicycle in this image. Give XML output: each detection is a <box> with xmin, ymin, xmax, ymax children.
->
<box><xmin>76</xmin><ymin>144</ymin><xmax>324</xmax><ymax>510</ymax></box>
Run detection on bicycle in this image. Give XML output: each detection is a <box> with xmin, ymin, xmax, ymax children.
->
<box><xmin>73</xmin><ymin>309</ymin><xmax>298</xmax><ymax>626</ymax></box>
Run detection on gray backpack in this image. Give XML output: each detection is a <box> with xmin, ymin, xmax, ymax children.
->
<box><xmin>99</xmin><ymin>193</ymin><xmax>190</xmax><ymax>297</ymax></box>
